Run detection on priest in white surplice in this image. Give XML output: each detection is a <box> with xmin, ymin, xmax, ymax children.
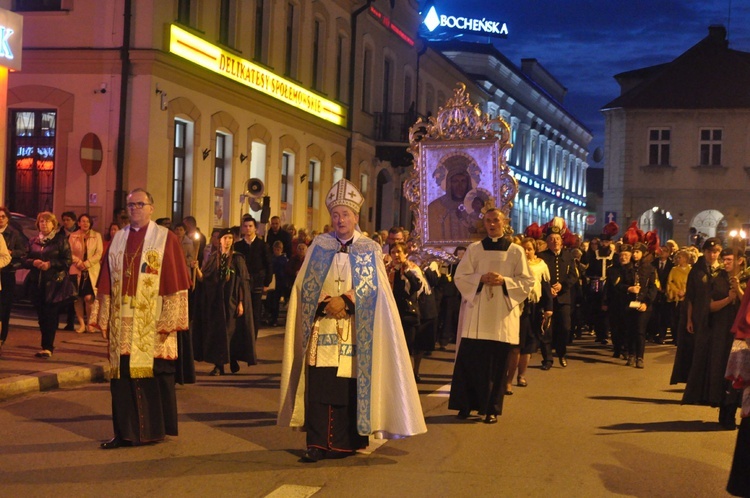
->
<box><xmin>278</xmin><ymin>179</ymin><xmax>426</xmax><ymax>463</ymax></box>
<box><xmin>449</xmin><ymin>208</ymin><xmax>534</xmax><ymax>424</ymax></box>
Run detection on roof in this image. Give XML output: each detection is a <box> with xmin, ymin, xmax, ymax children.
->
<box><xmin>602</xmin><ymin>26</ymin><xmax>750</xmax><ymax>110</ymax></box>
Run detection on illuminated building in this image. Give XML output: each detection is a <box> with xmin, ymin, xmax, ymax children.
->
<box><xmin>602</xmin><ymin>26</ymin><xmax>750</xmax><ymax>245</ymax></box>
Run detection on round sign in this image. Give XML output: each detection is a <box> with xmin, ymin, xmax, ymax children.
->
<box><xmin>586</xmin><ymin>214</ymin><xmax>596</xmax><ymax>226</ymax></box>
<box><xmin>80</xmin><ymin>133</ymin><xmax>103</xmax><ymax>176</ymax></box>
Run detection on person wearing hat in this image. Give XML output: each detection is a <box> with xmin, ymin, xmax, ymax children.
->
<box><xmin>623</xmin><ymin>242</ymin><xmax>658</xmax><ymax>368</ymax></box>
<box><xmin>278</xmin><ymin>179</ymin><xmax>426</xmax><ymax>462</ymax></box>
<box><xmin>537</xmin><ymin>218</ymin><xmax>578</xmax><ymax>368</ymax></box>
<box><xmin>670</xmin><ymin>237</ymin><xmax>723</xmax><ymax>384</ymax></box>
<box><xmin>604</xmin><ymin>244</ymin><xmax>633</xmax><ymax>360</ymax></box>
<box><xmin>191</xmin><ymin>227</ymin><xmax>256</xmax><ymax>376</ymax></box>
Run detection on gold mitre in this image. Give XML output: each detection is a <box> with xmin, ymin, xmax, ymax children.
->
<box><xmin>325</xmin><ymin>178</ymin><xmax>364</xmax><ymax>214</ymax></box>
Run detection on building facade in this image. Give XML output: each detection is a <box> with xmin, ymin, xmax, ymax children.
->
<box><xmin>601</xmin><ymin>25</ymin><xmax>750</xmax><ymax>246</ymax></box>
<box><xmin>436</xmin><ymin>41</ymin><xmax>591</xmax><ymax>236</ymax></box>
<box><xmin>4</xmin><ymin>0</ymin><xmax>590</xmax><ymax>240</ymax></box>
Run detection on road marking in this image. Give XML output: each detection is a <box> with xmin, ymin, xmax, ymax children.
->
<box><xmin>264</xmin><ymin>485</ymin><xmax>321</xmax><ymax>497</ymax></box>
<box><xmin>428</xmin><ymin>383</ymin><xmax>451</xmax><ymax>397</ymax></box>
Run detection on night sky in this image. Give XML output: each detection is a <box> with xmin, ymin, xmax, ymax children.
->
<box><xmin>421</xmin><ymin>0</ymin><xmax>750</xmax><ymax>165</ymax></box>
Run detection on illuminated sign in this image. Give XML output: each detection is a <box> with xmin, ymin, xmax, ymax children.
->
<box><xmin>422</xmin><ymin>5</ymin><xmax>508</xmax><ymax>39</ymax></box>
<box><xmin>0</xmin><ymin>8</ymin><xmax>22</xmax><ymax>71</ymax></box>
<box><xmin>169</xmin><ymin>24</ymin><xmax>346</xmax><ymax>126</ymax></box>
<box><xmin>369</xmin><ymin>6</ymin><xmax>415</xmax><ymax>46</ymax></box>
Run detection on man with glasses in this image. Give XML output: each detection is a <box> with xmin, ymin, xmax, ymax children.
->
<box><xmin>91</xmin><ymin>188</ymin><xmax>191</xmax><ymax>449</ymax></box>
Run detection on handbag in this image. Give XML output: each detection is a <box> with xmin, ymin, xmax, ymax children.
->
<box><xmin>399</xmin><ymin>297</ymin><xmax>421</xmax><ymax>326</ymax></box>
<box><xmin>45</xmin><ymin>271</ymin><xmax>78</xmax><ymax>304</ymax></box>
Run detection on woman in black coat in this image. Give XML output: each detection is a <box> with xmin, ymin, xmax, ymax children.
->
<box><xmin>192</xmin><ymin>228</ymin><xmax>256</xmax><ymax>376</ymax></box>
<box><xmin>24</xmin><ymin>211</ymin><xmax>73</xmax><ymax>358</ymax></box>
<box><xmin>0</xmin><ymin>206</ymin><xmax>28</xmax><ymax>349</ymax></box>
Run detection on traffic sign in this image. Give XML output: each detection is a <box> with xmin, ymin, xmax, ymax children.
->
<box><xmin>605</xmin><ymin>211</ymin><xmax>617</xmax><ymax>224</ymax></box>
<box><xmin>586</xmin><ymin>214</ymin><xmax>596</xmax><ymax>225</ymax></box>
<box><xmin>80</xmin><ymin>133</ymin><xmax>103</xmax><ymax>176</ymax></box>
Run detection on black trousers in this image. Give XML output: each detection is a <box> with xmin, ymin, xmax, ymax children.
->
<box><xmin>250</xmin><ymin>288</ymin><xmax>263</xmax><ymax>336</ymax></box>
<box><xmin>110</xmin><ymin>356</ymin><xmax>178</xmax><ymax>444</ymax></box>
<box><xmin>552</xmin><ymin>301</ymin><xmax>571</xmax><ymax>358</ymax></box>
<box><xmin>37</xmin><ymin>300</ymin><xmax>62</xmax><ymax>351</ymax></box>
<box><xmin>305</xmin><ymin>366</ymin><xmax>368</xmax><ymax>452</ymax></box>
<box><xmin>626</xmin><ymin>307</ymin><xmax>651</xmax><ymax>359</ymax></box>
<box><xmin>0</xmin><ymin>271</ymin><xmax>15</xmax><ymax>342</ymax></box>
<box><xmin>728</xmin><ymin>416</ymin><xmax>750</xmax><ymax>496</ymax></box>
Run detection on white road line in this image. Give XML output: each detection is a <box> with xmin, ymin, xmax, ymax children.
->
<box><xmin>428</xmin><ymin>383</ymin><xmax>452</xmax><ymax>397</ymax></box>
<box><xmin>264</xmin><ymin>484</ymin><xmax>321</xmax><ymax>498</ymax></box>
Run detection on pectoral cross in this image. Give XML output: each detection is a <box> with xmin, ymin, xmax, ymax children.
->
<box><xmin>335</xmin><ymin>276</ymin><xmax>345</xmax><ymax>294</ymax></box>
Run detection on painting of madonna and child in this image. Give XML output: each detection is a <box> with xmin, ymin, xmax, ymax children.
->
<box><xmin>423</xmin><ymin>142</ymin><xmax>502</xmax><ymax>245</ymax></box>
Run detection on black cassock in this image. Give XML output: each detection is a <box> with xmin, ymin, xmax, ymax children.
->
<box><xmin>192</xmin><ymin>252</ymin><xmax>256</xmax><ymax>367</ymax></box>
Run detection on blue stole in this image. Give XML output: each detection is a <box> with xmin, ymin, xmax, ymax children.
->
<box><xmin>299</xmin><ymin>235</ymin><xmax>378</xmax><ymax>435</ymax></box>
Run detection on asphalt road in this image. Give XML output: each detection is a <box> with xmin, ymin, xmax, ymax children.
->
<box><xmin>0</xmin><ymin>329</ymin><xmax>739</xmax><ymax>498</ymax></box>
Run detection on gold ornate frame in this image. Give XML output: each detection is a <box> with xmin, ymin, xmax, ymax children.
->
<box><xmin>404</xmin><ymin>84</ymin><xmax>516</xmax><ymax>263</ymax></box>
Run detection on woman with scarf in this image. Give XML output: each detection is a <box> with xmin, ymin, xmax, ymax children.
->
<box><xmin>24</xmin><ymin>211</ymin><xmax>73</xmax><ymax>358</ymax></box>
<box><xmin>192</xmin><ymin>228</ymin><xmax>256</xmax><ymax>376</ymax></box>
<box><xmin>68</xmin><ymin>213</ymin><xmax>103</xmax><ymax>333</ymax></box>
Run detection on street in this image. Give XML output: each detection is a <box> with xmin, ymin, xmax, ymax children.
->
<box><xmin>0</xmin><ymin>328</ymin><xmax>738</xmax><ymax>498</ymax></box>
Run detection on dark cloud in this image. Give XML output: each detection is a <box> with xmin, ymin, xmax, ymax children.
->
<box><xmin>426</xmin><ymin>0</ymin><xmax>750</xmax><ymax>161</ymax></box>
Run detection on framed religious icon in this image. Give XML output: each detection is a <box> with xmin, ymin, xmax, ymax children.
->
<box><xmin>404</xmin><ymin>83</ymin><xmax>517</xmax><ymax>263</ymax></box>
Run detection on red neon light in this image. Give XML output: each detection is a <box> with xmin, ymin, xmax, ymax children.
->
<box><xmin>369</xmin><ymin>6</ymin><xmax>415</xmax><ymax>46</ymax></box>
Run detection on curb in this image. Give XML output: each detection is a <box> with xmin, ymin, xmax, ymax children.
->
<box><xmin>0</xmin><ymin>361</ymin><xmax>110</xmax><ymax>402</ymax></box>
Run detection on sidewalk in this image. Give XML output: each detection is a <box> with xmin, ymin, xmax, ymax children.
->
<box><xmin>0</xmin><ymin>318</ymin><xmax>109</xmax><ymax>402</ymax></box>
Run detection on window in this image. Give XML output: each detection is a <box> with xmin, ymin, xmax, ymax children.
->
<box><xmin>312</xmin><ymin>20</ymin><xmax>323</xmax><ymax>91</ymax></box>
<box><xmin>177</xmin><ymin>0</ymin><xmax>193</xmax><ymax>25</ymax></box>
<box><xmin>281</xmin><ymin>153</ymin><xmax>291</xmax><ymax>203</ymax></box>
<box><xmin>335</xmin><ymin>35</ymin><xmax>345</xmax><ymax>101</ymax></box>
<box><xmin>700</xmin><ymin>128</ymin><xmax>722</xmax><ymax>166</ymax></box>
<box><xmin>14</xmin><ymin>0</ymin><xmax>62</xmax><ymax>11</ymax></box>
<box><xmin>360</xmin><ymin>173</ymin><xmax>369</xmax><ymax>195</ymax></box>
<box><xmin>7</xmin><ymin>110</ymin><xmax>56</xmax><ymax>216</ymax></box>
<box><xmin>254</xmin><ymin>0</ymin><xmax>266</xmax><ymax>62</ymax></box>
<box><xmin>307</xmin><ymin>161</ymin><xmax>319</xmax><ymax>208</ymax></box>
<box><xmin>172</xmin><ymin>120</ymin><xmax>188</xmax><ymax>222</ymax></box>
<box><xmin>382</xmin><ymin>58</ymin><xmax>392</xmax><ymax>113</ymax></box>
<box><xmin>219</xmin><ymin>0</ymin><xmax>236</xmax><ymax>47</ymax></box>
<box><xmin>648</xmin><ymin>129</ymin><xmax>670</xmax><ymax>166</ymax></box>
<box><xmin>333</xmin><ymin>166</ymin><xmax>344</xmax><ymax>184</ymax></box>
<box><xmin>362</xmin><ymin>47</ymin><xmax>372</xmax><ymax>112</ymax></box>
<box><xmin>284</xmin><ymin>3</ymin><xmax>298</xmax><ymax>78</ymax></box>
<box><xmin>214</xmin><ymin>133</ymin><xmax>227</xmax><ymax>189</ymax></box>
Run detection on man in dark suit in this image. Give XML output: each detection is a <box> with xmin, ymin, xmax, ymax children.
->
<box><xmin>649</xmin><ymin>244</ymin><xmax>674</xmax><ymax>344</ymax></box>
<box><xmin>538</xmin><ymin>222</ymin><xmax>578</xmax><ymax>368</ymax></box>
<box><xmin>265</xmin><ymin>215</ymin><xmax>292</xmax><ymax>258</ymax></box>
<box><xmin>234</xmin><ymin>215</ymin><xmax>272</xmax><ymax>335</ymax></box>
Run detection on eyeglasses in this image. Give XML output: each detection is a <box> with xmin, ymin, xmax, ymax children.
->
<box><xmin>126</xmin><ymin>202</ymin><xmax>152</xmax><ymax>210</ymax></box>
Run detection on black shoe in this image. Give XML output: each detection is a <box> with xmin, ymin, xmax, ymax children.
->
<box><xmin>230</xmin><ymin>360</ymin><xmax>240</xmax><ymax>374</ymax></box>
<box><xmin>541</xmin><ymin>362</ymin><xmax>552</xmax><ymax>371</ymax></box>
<box><xmin>414</xmin><ymin>374</ymin><xmax>422</xmax><ymax>383</ymax></box>
<box><xmin>209</xmin><ymin>366</ymin><xmax>224</xmax><ymax>376</ymax></box>
<box><xmin>100</xmin><ymin>437</ymin><xmax>132</xmax><ymax>449</ymax></box>
<box><xmin>559</xmin><ymin>357</ymin><xmax>568</xmax><ymax>368</ymax></box>
<box><xmin>484</xmin><ymin>414</ymin><xmax>498</xmax><ymax>424</ymax></box>
<box><xmin>302</xmin><ymin>447</ymin><xmax>326</xmax><ymax>462</ymax></box>
<box><xmin>63</xmin><ymin>324</ymin><xmax>76</xmax><ymax>331</ymax></box>
<box><xmin>457</xmin><ymin>409</ymin><xmax>470</xmax><ymax>419</ymax></box>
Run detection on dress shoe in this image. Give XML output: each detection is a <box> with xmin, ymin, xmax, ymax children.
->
<box><xmin>302</xmin><ymin>447</ymin><xmax>326</xmax><ymax>462</ymax></box>
<box><xmin>230</xmin><ymin>360</ymin><xmax>240</xmax><ymax>374</ymax></box>
<box><xmin>456</xmin><ymin>409</ymin><xmax>470</xmax><ymax>419</ymax></box>
<box><xmin>483</xmin><ymin>414</ymin><xmax>498</xmax><ymax>424</ymax></box>
<box><xmin>517</xmin><ymin>375</ymin><xmax>527</xmax><ymax>387</ymax></box>
<box><xmin>626</xmin><ymin>356</ymin><xmax>634</xmax><ymax>367</ymax></box>
<box><xmin>414</xmin><ymin>374</ymin><xmax>422</xmax><ymax>383</ymax></box>
<box><xmin>636</xmin><ymin>358</ymin><xmax>644</xmax><ymax>369</ymax></box>
<box><xmin>504</xmin><ymin>389</ymin><xmax>513</xmax><ymax>395</ymax></box>
<box><xmin>100</xmin><ymin>437</ymin><xmax>132</xmax><ymax>449</ymax></box>
<box><xmin>541</xmin><ymin>362</ymin><xmax>552</xmax><ymax>371</ymax></box>
<box><xmin>559</xmin><ymin>357</ymin><xmax>568</xmax><ymax>368</ymax></box>
<box><xmin>209</xmin><ymin>366</ymin><xmax>224</xmax><ymax>376</ymax></box>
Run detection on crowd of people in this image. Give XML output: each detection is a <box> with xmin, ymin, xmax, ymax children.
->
<box><xmin>2</xmin><ymin>188</ymin><xmax>749</xmax><ymax>493</ymax></box>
